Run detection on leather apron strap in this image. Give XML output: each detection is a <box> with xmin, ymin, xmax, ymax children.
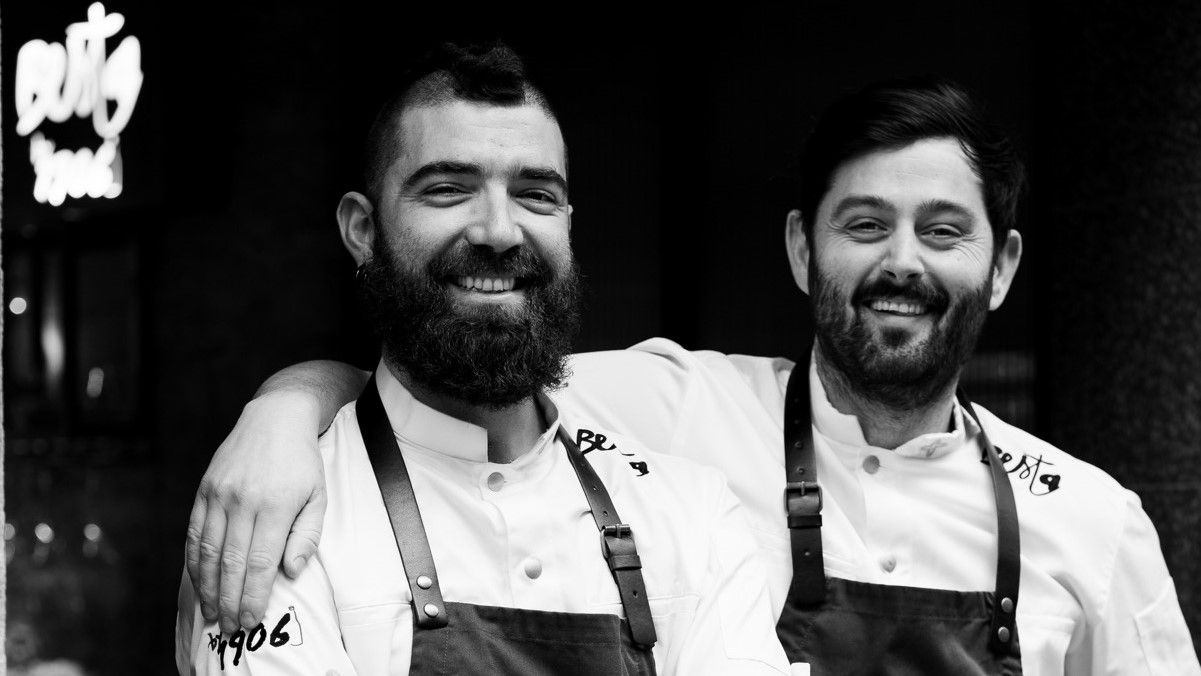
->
<box><xmin>356</xmin><ymin>376</ymin><xmax>657</xmax><ymax>649</ymax></box>
<box><xmin>561</xmin><ymin>427</ymin><xmax>659</xmax><ymax>649</ymax></box>
<box><xmin>781</xmin><ymin>363</ymin><xmax>1022</xmax><ymax>656</ymax></box>
<box><xmin>357</xmin><ymin>376</ymin><xmax>449</xmax><ymax>629</ymax></box>
<box><xmin>783</xmin><ymin>360</ymin><xmax>825</xmax><ymax>606</ymax></box>
<box><xmin>958</xmin><ymin>389</ymin><xmax>1021</xmax><ymax>653</ymax></box>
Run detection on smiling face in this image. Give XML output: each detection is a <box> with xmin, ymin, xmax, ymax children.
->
<box><xmin>788</xmin><ymin>137</ymin><xmax>1022</xmax><ymax>407</ymax></box>
<box><xmin>342</xmin><ymin>99</ymin><xmax>580</xmax><ymax>407</ymax></box>
<box><xmin>381</xmin><ymin>99</ymin><xmax>572</xmax><ymax>307</ymax></box>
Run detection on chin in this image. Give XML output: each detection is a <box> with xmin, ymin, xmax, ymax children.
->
<box><xmin>874</xmin><ymin>325</ymin><xmax>930</xmax><ymax>351</ymax></box>
<box><xmin>863</xmin><ymin>339</ymin><xmax>940</xmax><ymax>380</ymax></box>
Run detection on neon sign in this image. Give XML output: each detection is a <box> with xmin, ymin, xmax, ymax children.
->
<box><xmin>14</xmin><ymin>2</ymin><xmax>144</xmax><ymax>206</ymax></box>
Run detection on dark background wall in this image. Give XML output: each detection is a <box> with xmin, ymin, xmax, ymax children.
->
<box><xmin>1036</xmin><ymin>0</ymin><xmax>1201</xmax><ymax>637</ymax></box>
<box><xmin>2</xmin><ymin>1</ymin><xmax>1197</xmax><ymax>672</ymax></box>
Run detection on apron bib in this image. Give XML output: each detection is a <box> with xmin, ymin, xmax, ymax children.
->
<box><xmin>778</xmin><ymin>364</ymin><xmax>1023</xmax><ymax>675</ymax></box>
<box><xmin>356</xmin><ymin>377</ymin><xmax>657</xmax><ymax>675</ymax></box>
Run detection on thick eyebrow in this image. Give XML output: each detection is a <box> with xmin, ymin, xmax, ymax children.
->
<box><xmin>516</xmin><ymin>167</ymin><xmax>569</xmax><ymax>196</ymax></box>
<box><xmin>401</xmin><ymin>161</ymin><xmax>484</xmax><ymax>192</ymax></box>
<box><xmin>916</xmin><ymin>198</ymin><xmax>976</xmax><ymax>223</ymax></box>
<box><xmin>830</xmin><ymin>195</ymin><xmax>895</xmax><ymax>221</ymax></box>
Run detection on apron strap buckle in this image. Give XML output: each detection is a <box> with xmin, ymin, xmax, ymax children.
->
<box><xmin>599</xmin><ymin>523</ymin><xmax>658</xmax><ymax>648</ymax></box>
<box><xmin>600</xmin><ymin>524</ymin><xmax>640</xmax><ymax>570</ymax></box>
<box><xmin>784</xmin><ymin>481</ymin><xmax>823</xmax><ymax>529</ymax></box>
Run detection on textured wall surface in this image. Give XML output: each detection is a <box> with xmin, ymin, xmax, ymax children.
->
<box><xmin>1038</xmin><ymin>0</ymin><xmax>1201</xmax><ymax>647</ymax></box>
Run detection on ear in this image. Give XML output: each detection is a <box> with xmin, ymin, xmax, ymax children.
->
<box><xmin>785</xmin><ymin>209</ymin><xmax>812</xmax><ymax>296</ymax></box>
<box><xmin>988</xmin><ymin>229</ymin><xmax>1023</xmax><ymax>311</ymax></box>
<box><xmin>337</xmin><ymin>191</ymin><xmax>376</xmax><ymax>266</ymax></box>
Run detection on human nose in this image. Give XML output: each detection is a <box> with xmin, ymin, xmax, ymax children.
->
<box><xmin>465</xmin><ymin>188</ymin><xmax>524</xmax><ymax>252</ymax></box>
<box><xmin>880</xmin><ymin>228</ymin><xmax>924</xmax><ymax>282</ymax></box>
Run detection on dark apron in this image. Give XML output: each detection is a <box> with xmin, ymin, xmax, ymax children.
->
<box><xmin>777</xmin><ymin>365</ymin><xmax>1023</xmax><ymax>675</ymax></box>
<box><xmin>356</xmin><ymin>377</ymin><xmax>658</xmax><ymax>675</ymax></box>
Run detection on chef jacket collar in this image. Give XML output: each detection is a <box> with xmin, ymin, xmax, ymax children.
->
<box><xmin>374</xmin><ymin>361</ymin><xmax>561</xmax><ymax>464</ymax></box>
<box><xmin>805</xmin><ymin>353</ymin><xmax>980</xmax><ymax>460</ymax></box>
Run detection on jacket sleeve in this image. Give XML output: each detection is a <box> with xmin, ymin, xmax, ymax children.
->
<box><xmin>664</xmin><ymin>473</ymin><xmax>791</xmax><ymax>675</ymax></box>
<box><xmin>176</xmin><ymin>558</ymin><xmax>358</xmax><ymax>675</ymax></box>
<box><xmin>1072</xmin><ymin>491</ymin><xmax>1200</xmax><ymax>676</ymax></box>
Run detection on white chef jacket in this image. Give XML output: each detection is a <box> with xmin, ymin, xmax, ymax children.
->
<box><xmin>176</xmin><ymin>362</ymin><xmax>789</xmax><ymax>675</ymax></box>
<box><xmin>558</xmin><ymin>338</ymin><xmax>1200</xmax><ymax>676</ymax></box>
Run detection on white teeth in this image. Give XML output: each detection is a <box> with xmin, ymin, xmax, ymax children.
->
<box><xmin>869</xmin><ymin>300</ymin><xmax>926</xmax><ymax>315</ymax></box>
<box><xmin>455</xmin><ymin>276</ymin><xmax>516</xmax><ymax>293</ymax></box>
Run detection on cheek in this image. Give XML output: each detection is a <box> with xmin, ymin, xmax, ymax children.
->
<box><xmin>933</xmin><ymin>251</ymin><xmax>994</xmax><ymax>293</ymax></box>
<box><xmin>814</xmin><ymin>248</ymin><xmax>873</xmax><ymax>297</ymax></box>
<box><xmin>389</xmin><ymin>206</ymin><xmax>462</xmax><ymax>248</ymax></box>
<box><xmin>380</xmin><ymin>226</ymin><xmax>444</xmax><ymax>276</ymax></box>
<box><xmin>528</xmin><ymin>218</ymin><xmax>573</xmax><ymax>268</ymax></box>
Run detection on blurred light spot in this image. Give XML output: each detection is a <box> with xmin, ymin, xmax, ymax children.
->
<box><xmin>84</xmin><ymin>523</ymin><xmax>102</xmax><ymax>541</ymax></box>
<box><xmin>9</xmin><ymin>297</ymin><xmax>28</xmax><ymax>315</ymax></box>
<box><xmin>86</xmin><ymin>367</ymin><xmax>106</xmax><ymax>398</ymax></box>
<box><xmin>34</xmin><ymin>522</ymin><xmax>55</xmax><ymax>543</ymax></box>
<box><xmin>42</xmin><ymin>319</ymin><xmax>65</xmax><ymax>383</ymax></box>
<box><xmin>4</xmin><ymin>523</ymin><xmax>15</xmax><ymax>540</ymax></box>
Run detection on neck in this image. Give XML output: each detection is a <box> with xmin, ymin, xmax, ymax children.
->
<box><xmin>813</xmin><ymin>343</ymin><xmax>958</xmax><ymax>450</ymax></box>
<box><xmin>389</xmin><ymin>365</ymin><xmax>546</xmax><ymax>464</ymax></box>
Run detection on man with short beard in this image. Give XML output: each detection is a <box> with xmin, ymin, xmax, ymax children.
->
<box><xmin>187</xmin><ymin>79</ymin><xmax>1199</xmax><ymax>673</ymax></box>
<box><xmin>175</xmin><ymin>42</ymin><xmax>788</xmax><ymax>675</ymax></box>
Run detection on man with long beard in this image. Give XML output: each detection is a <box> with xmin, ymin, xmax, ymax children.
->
<box><xmin>175</xmin><ymin>42</ymin><xmax>788</xmax><ymax>675</ymax></box>
<box><xmin>186</xmin><ymin>78</ymin><xmax>1199</xmax><ymax>673</ymax></box>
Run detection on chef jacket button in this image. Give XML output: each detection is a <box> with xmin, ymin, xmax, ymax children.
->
<box><xmin>880</xmin><ymin>555</ymin><xmax>896</xmax><ymax>573</ymax></box>
<box><xmin>862</xmin><ymin>455</ymin><xmax>880</xmax><ymax>474</ymax></box>
<box><xmin>486</xmin><ymin>472</ymin><xmax>506</xmax><ymax>491</ymax></box>
<box><xmin>522</xmin><ymin>557</ymin><xmax>543</xmax><ymax>580</ymax></box>
<box><xmin>997</xmin><ymin>626</ymin><xmax>1011</xmax><ymax>643</ymax></box>
<box><xmin>1000</xmin><ymin>597</ymin><xmax>1014</xmax><ymax>613</ymax></box>
<box><xmin>416</xmin><ymin>575</ymin><xmax>433</xmax><ymax>590</ymax></box>
<box><xmin>424</xmin><ymin>603</ymin><xmax>441</xmax><ymax>618</ymax></box>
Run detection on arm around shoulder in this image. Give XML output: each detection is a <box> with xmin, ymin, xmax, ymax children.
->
<box><xmin>253</xmin><ymin>360</ymin><xmax>371</xmax><ymax>434</ymax></box>
<box><xmin>185</xmin><ymin>360</ymin><xmax>369</xmax><ymax>636</ymax></box>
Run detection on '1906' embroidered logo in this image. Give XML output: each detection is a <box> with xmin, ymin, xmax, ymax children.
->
<box><xmin>207</xmin><ymin>608</ymin><xmax>304</xmax><ymax>670</ymax></box>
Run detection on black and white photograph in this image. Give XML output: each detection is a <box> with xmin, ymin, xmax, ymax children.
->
<box><xmin>2</xmin><ymin>2</ymin><xmax>1200</xmax><ymax>674</ymax></box>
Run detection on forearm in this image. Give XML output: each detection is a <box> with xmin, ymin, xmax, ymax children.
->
<box><xmin>252</xmin><ymin>360</ymin><xmax>371</xmax><ymax>433</ymax></box>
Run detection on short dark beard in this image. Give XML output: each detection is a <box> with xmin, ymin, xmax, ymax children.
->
<box><xmin>358</xmin><ymin>240</ymin><xmax>581</xmax><ymax>409</ymax></box>
<box><xmin>811</xmin><ymin>269</ymin><xmax>991</xmax><ymax>410</ymax></box>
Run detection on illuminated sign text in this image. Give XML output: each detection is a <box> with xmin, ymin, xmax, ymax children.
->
<box><xmin>14</xmin><ymin>2</ymin><xmax>143</xmax><ymax>206</ymax></box>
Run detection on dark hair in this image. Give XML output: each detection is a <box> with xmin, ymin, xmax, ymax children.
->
<box><xmin>797</xmin><ymin>78</ymin><xmax>1025</xmax><ymax>252</ymax></box>
<box><xmin>363</xmin><ymin>41</ymin><xmax>557</xmax><ymax>205</ymax></box>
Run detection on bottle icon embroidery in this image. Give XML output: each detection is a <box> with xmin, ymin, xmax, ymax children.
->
<box><xmin>289</xmin><ymin>605</ymin><xmax>304</xmax><ymax>646</ymax></box>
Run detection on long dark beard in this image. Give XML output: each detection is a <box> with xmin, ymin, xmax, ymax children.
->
<box><xmin>811</xmin><ymin>269</ymin><xmax>991</xmax><ymax>410</ymax></box>
<box><xmin>358</xmin><ymin>241</ymin><xmax>581</xmax><ymax>409</ymax></box>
